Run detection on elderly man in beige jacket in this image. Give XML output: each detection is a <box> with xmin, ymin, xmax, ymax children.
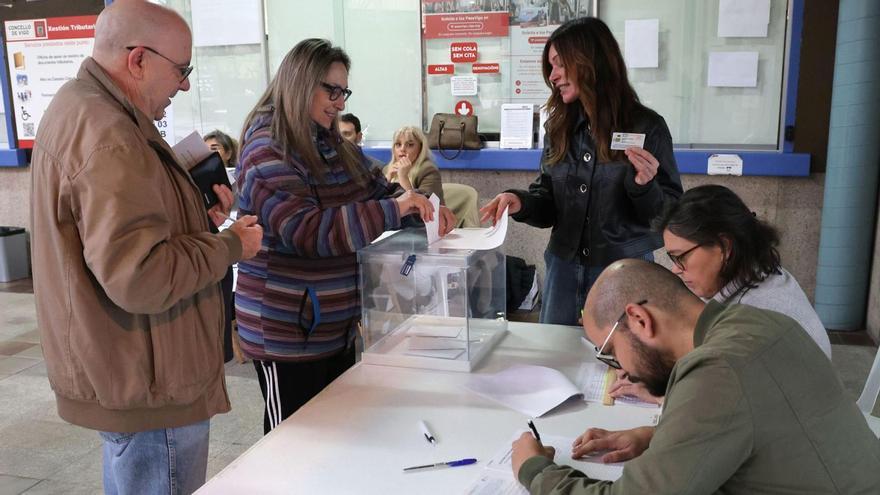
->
<box><xmin>30</xmin><ymin>1</ymin><xmax>262</xmax><ymax>493</ymax></box>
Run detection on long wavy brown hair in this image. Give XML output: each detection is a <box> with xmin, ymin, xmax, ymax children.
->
<box><xmin>542</xmin><ymin>17</ymin><xmax>643</xmax><ymax>164</ymax></box>
<box><xmin>241</xmin><ymin>38</ymin><xmax>366</xmax><ymax>185</ymax></box>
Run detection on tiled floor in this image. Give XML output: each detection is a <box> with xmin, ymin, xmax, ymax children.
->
<box><xmin>0</xmin><ymin>279</ymin><xmax>263</xmax><ymax>495</ymax></box>
<box><xmin>0</xmin><ymin>278</ymin><xmax>877</xmax><ymax>494</ymax></box>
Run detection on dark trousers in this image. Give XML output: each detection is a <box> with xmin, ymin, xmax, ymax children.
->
<box><xmin>252</xmin><ymin>347</ymin><xmax>355</xmax><ymax>434</ymax></box>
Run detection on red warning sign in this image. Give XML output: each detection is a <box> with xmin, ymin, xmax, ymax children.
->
<box><xmin>454</xmin><ymin>100</ymin><xmax>474</xmax><ymax>116</ymax></box>
<box><xmin>472</xmin><ymin>63</ymin><xmax>499</xmax><ymax>74</ymax></box>
<box><xmin>427</xmin><ymin>64</ymin><xmax>455</xmax><ymax>75</ymax></box>
<box><xmin>450</xmin><ymin>42</ymin><xmax>478</xmax><ymax>63</ymax></box>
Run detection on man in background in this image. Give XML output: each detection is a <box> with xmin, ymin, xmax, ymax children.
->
<box><xmin>30</xmin><ymin>1</ymin><xmax>262</xmax><ymax>493</ymax></box>
<box><xmin>339</xmin><ymin>112</ymin><xmax>385</xmax><ymax>170</ymax></box>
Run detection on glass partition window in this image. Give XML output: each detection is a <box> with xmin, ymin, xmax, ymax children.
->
<box><xmin>146</xmin><ymin>0</ymin><xmax>792</xmax><ymax>152</ymax></box>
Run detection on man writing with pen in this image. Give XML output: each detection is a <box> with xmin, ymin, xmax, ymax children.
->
<box><xmin>511</xmin><ymin>259</ymin><xmax>880</xmax><ymax>494</ymax></box>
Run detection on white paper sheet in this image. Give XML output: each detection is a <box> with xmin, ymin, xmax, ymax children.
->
<box><xmin>424</xmin><ymin>193</ymin><xmax>442</xmax><ymax>244</ymax></box>
<box><xmin>407</xmin><ymin>336</ymin><xmax>466</xmax><ymax>351</ymax></box>
<box><xmin>464</xmin><ymin>430</ymin><xmax>624</xmax><ymax>493</ymax></box>
<box><xmin>451</xmin><ymin>75</ymin><xmax>478</xmax><ymax>96</ymax></box>
<box><xmin>432</xmin><ymin>207</ymin><xmax>508</xmax><ymax>250</ymax></box>
<box><xmin>718</xmin><ymin>0</ymin><xmax>771</xmax><ymax>38</ymax></box>
<box><xmin>463</xmin><ymin>365</ymin><xmax>582</xmax><ymax>418</ymax></box>
<box><xmin>707</xmin><ymin>154</ymin><xmax>744</xmax><ymax>175</ymax></box>
<box><xmin>708</xmin><ymin>51</ymin><xmax>759</xmax><ymax>87</ymax></box>
<box><xmin>576</xmin><ymin>362</ymin><xmax>660</xmax><ymax>408</ymax></box>
<box><xmin>407</xmin><ymin>325</ymin><xmax>463</xmax><ymax>338</ymax></box>
<box><xmin>500</xmin><ymin>103</ymin><xmax>534</xmax><ymax>149</ymax></box>
<box><xmin>370</xmin><ymin>230</ymin><xmax>400</xmax><ymax>245</ymax></box>
<box><xmin>624</xmin><ymin>19</ymin><xmax>659</xmax><ymax>69</ymax></box>
<box><xmin>191</xmin><ymin>0</ymin><xmax>263</xmax><ymax>47</ymax></box>
<box><xmin>172</xmin><ymin>131</ymin><xmax>212</xmax><ymax>170</ymax></box>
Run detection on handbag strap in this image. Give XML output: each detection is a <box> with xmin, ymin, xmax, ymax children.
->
<box><xmin>437</xmin><ymin>121</ymin><xmax>465</xmax><ymax>160</ymax></box>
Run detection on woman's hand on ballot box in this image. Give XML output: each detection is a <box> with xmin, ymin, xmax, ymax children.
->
<box><xmin>479</xmin><ymin>192</ymin><xmax>522</xmax><ymax>226</ymax></box>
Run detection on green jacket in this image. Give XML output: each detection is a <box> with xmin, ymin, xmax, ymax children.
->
<box><xmin>519</xmin><ymin>301</ymin><xmax>880</xmax><ymax>494</ymax></box>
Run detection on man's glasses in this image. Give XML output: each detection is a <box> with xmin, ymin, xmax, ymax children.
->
<box><xmin>320</xmin><ymin>82</ymin><xmax>352</xmax><ymax>102</ymax></box>
<box><xmin>126</xmin><ymin>46</ymin><xmax>194</xmax><ymax>82</ymax></box>
<box><xmin>666</xmin><ymin>243</ymin><xmax>703</xmax><ymax>271</ymax></box>
<box><xmin>594</xmin><ymin>299</ymin><xmax>648</xmax><ymax>370</ymax></box>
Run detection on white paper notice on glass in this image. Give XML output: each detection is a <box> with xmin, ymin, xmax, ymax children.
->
<box><xmin>500</xmin><ymin>103</ymin><xmax>534</xmax><ymax>149</ymax></box>
<box><xmin>192</xmin><ymin>0</ymin><xmax>263</xmax><ymax>47</ymax></box>
<box><xmin>432</xmin><ymin>206</ymin><xmax>508</xmax><ymax>251</ymax></box>
<box><xmin>451</xmin><ymin>75</ymin><xmax>479</xmax><ymax>96</ymax></box>
<box><xmin>718</xmin><ymin>0</ymin><xmax>771</xmax><ymax>38</ymax></box>
<box><xmin>624</xmin><ymin>19</ymin><xmax>659</xmax><ymax>69</ymax></box>
<box><xmin>154</xmin><ymin>105</ymin><xmax>174</xmax><ymax>146</ymax></box>
<box><xmin>707</xmin><ymin>154</ymin><xmax>744</xmax><ymax>176</ymax></box>
<box><xmin>462</xmin><ymin>364</ymin><xmax>583</xmax><ymax>418</ymax></box>
<box><xmin>708</xmin><ymin>51</ymin><xmax>759</xmax><ymax>87</ymax></box>
<box><xmin>172</xmin><ymin>131</ymin><xmax>212</xmax><ymax>170</ymax></box>
<box><xmin>538</xmin><ymin>106</ymin><xmax>549</xmax><ymax>149</ymax></box>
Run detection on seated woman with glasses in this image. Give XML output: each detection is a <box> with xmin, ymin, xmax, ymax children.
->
<box><xmin>235</xmin><ymin>38</ymin><xmax>454</xmax><ymax>433</ymax></box>
<box><xmin>607</xmin><ymin>184</ymin><xmax>831</xmax><ymax>405</ymax></box>
<box><xmin>383</xmin><ymin>126</ymin><xmax>445</xmax><ymax>203</ymax></box>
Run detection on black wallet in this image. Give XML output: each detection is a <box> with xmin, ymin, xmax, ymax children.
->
<box><xmin>189</xmin><ymin>152</ymin><xmax>232</xmax><ymax>209</ymax></box>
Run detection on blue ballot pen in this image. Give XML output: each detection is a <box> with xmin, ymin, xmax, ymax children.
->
<box><xmin>403</xmin><ymin>458</ymin><xmax>477</xmax><ymax>472</ymax></box>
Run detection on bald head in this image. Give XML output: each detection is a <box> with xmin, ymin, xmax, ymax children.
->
<box><xmin>93</xmin><ymin>0</ymin><xmax>191</xmax><ymax>66</ymax></box>
<box><xmin>584</xmin><ymin>259</ymin><xmax>699</xmax><ymax>330</ymax></box>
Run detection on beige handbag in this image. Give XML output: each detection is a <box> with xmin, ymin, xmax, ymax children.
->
<box><xmin>426</xmin><ymin>113</ymin><xmax>481</xmax><ymax>159</ymax></box>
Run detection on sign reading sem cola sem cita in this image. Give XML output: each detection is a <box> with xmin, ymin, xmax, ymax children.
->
<box><xmin>450</xmin><ymin>42</ymin><xmax>478</xmax><ymax>63</ymax></box>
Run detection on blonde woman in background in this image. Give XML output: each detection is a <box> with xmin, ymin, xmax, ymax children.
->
<box><xmin>383</xmin><ymin>126</ymin><xmax>445</xmax><ymax>203</ymax></box>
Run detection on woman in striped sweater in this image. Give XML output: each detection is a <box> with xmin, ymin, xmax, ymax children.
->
<box><xmin>235</xmin><ymin>39</ymin><xmax>455</xmax><ymax>433</ymax></box>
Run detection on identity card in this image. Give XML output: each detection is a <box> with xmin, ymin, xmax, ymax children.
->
<box><xmin>610</xmin><ymin>132</ymin><xmax>646</xmax><ymax>150</ymax></box>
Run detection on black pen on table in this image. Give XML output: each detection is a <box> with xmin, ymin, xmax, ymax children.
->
<box><xmin>528</xmin><ymin>420</ymin><xmax>541</xmax><ymax>443</ymax></box>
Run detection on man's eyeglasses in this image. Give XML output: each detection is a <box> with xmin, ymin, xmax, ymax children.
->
<box><xmin>666</xmin><ymin>243</ymin><xmax>703</xmax><ymax>271</ymax></box>
<box><xmin>320</xmin><ymin>82</ymin><xmax>352</xmax><ymax>102</ymax></box>
<box><xmin>126</xmin><ymin>46</ymin><xmax>194</xmax><ymax>82</ymax></box>
<box><xmin>594</xmin><ymin>299</ymin><xmax>648</xmax><ymax>370</ymax></box>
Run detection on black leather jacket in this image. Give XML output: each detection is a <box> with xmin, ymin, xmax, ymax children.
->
<box><xmin>509</xmin><ymin>106</ymin><xmax>682</xmax><ymax>266</ymax></box>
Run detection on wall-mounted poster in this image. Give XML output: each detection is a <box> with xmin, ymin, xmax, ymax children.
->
<box><xmin>4</xmin><ymin>15</ymin><xmax>96</xmax><ymax>148</ymax></box>
<box><xmin>508</xmin><ymin>0</ymin><xmax>591</xmax><ymax>103</ymax></box>
<box><xmin>421</xmin><ymin>1</ymin><xmax>594</xmax><ymax>134</ymax></box>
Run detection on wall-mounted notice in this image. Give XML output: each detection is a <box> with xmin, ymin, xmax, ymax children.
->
<box><xmin>500</xmin><ymin>103</ymin><xmax>534</xmax><ymax>149</ymax></box>
<box><xmin>154</xmin><ymin>105</ymin><xmax>175</xmax><ymax>146</ymax></box>
<box><xmin>718</xmin><ymin>0</ymin><xmax>771</xmax><ymax>38</ymax></box>
<box><xmin>624</xmin><ymin>19</ymin><xmax>659</xmax><ymax>69</ymax></box>
<box><xmin>4</xmin><ymin>15</ymin><xmax>96</xmax><ymax>149</ymax></box>
<box><xmin>192</xmin><ymin>0</ymin><xmax>263</xmax><ymax>47</ymax></box>
<box><xmin>707</xmin><ymin>154</ymin><xmax>743</xmax><ymax>175</ymax></box>
<box><xmin>451</xmin><ymin>75</ymin><xmax>478</xmax><ymax>96</ymax></box>
<box><xmin>708</xmin><ymin>51</ymin><xmax>759</xmax><ymax>87</ymax></box>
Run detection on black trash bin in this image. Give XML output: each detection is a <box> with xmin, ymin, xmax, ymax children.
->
<box><xmin>0</xmin><ymin>227</ymin><xmax>29</xmax><ymax>282</ymax></box>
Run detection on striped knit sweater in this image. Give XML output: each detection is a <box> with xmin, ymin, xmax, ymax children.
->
<box><xmin>235</xmin><ymin>109</ymin><xmax>402</xmax><ymax>362</ymax></box>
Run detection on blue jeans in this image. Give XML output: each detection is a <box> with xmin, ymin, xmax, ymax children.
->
<box><xmin>100</xmin><ymin>420</ymin><xmax>210</xmax><ymax>495</ymax></box>
<box><xmin>540</xmin><ymin>250</ymin><xmax>654</xmax><ymax>325</ymax></box>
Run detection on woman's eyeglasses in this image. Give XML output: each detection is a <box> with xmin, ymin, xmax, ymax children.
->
<box><xmin>320</xmin><ymin>82</ymin><xmax>352</xmax><ymax>102</ymax></box>
<box><xmin>666</xmin><ymin>243</ymin><xmax>703</xmax><ymax>271</ymax></box>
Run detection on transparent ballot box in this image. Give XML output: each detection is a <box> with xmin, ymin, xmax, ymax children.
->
<box><xmin>357</xmin><ymin>228</ymin><xmax>507</xmax><ymax>372</ymax></box>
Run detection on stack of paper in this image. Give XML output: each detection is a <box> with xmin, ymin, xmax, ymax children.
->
<box><xmin>576</xmin><ymin>362</ymin><xmax>659</xmax><ymax>409</ymax></box>
<box><xmin>463</xmin><ymin>365</ymin><xmax>583</xmax><ymax>418</ymax></box>
<box><xmin>464</xmin><ymin>431</ymin><xmax>625</xmax><ymax>494</ymax></box>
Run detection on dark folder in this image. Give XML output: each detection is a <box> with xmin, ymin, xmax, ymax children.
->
<box><xmin>189</xmin><ymin>152</ymin><xmax>231</xmax><ymax>209</ymax></box>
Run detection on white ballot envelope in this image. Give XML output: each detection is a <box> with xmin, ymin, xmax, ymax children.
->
<box><xmin>610</xmin><ymin>132</ymin><xmax>646</xmax><ymax>150</ymax></box>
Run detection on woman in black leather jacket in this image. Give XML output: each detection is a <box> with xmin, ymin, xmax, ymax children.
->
<box><xmin>480</xmin><ymin>17</ymin><xmax>682</xmax><ymax>325</ymax></box>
